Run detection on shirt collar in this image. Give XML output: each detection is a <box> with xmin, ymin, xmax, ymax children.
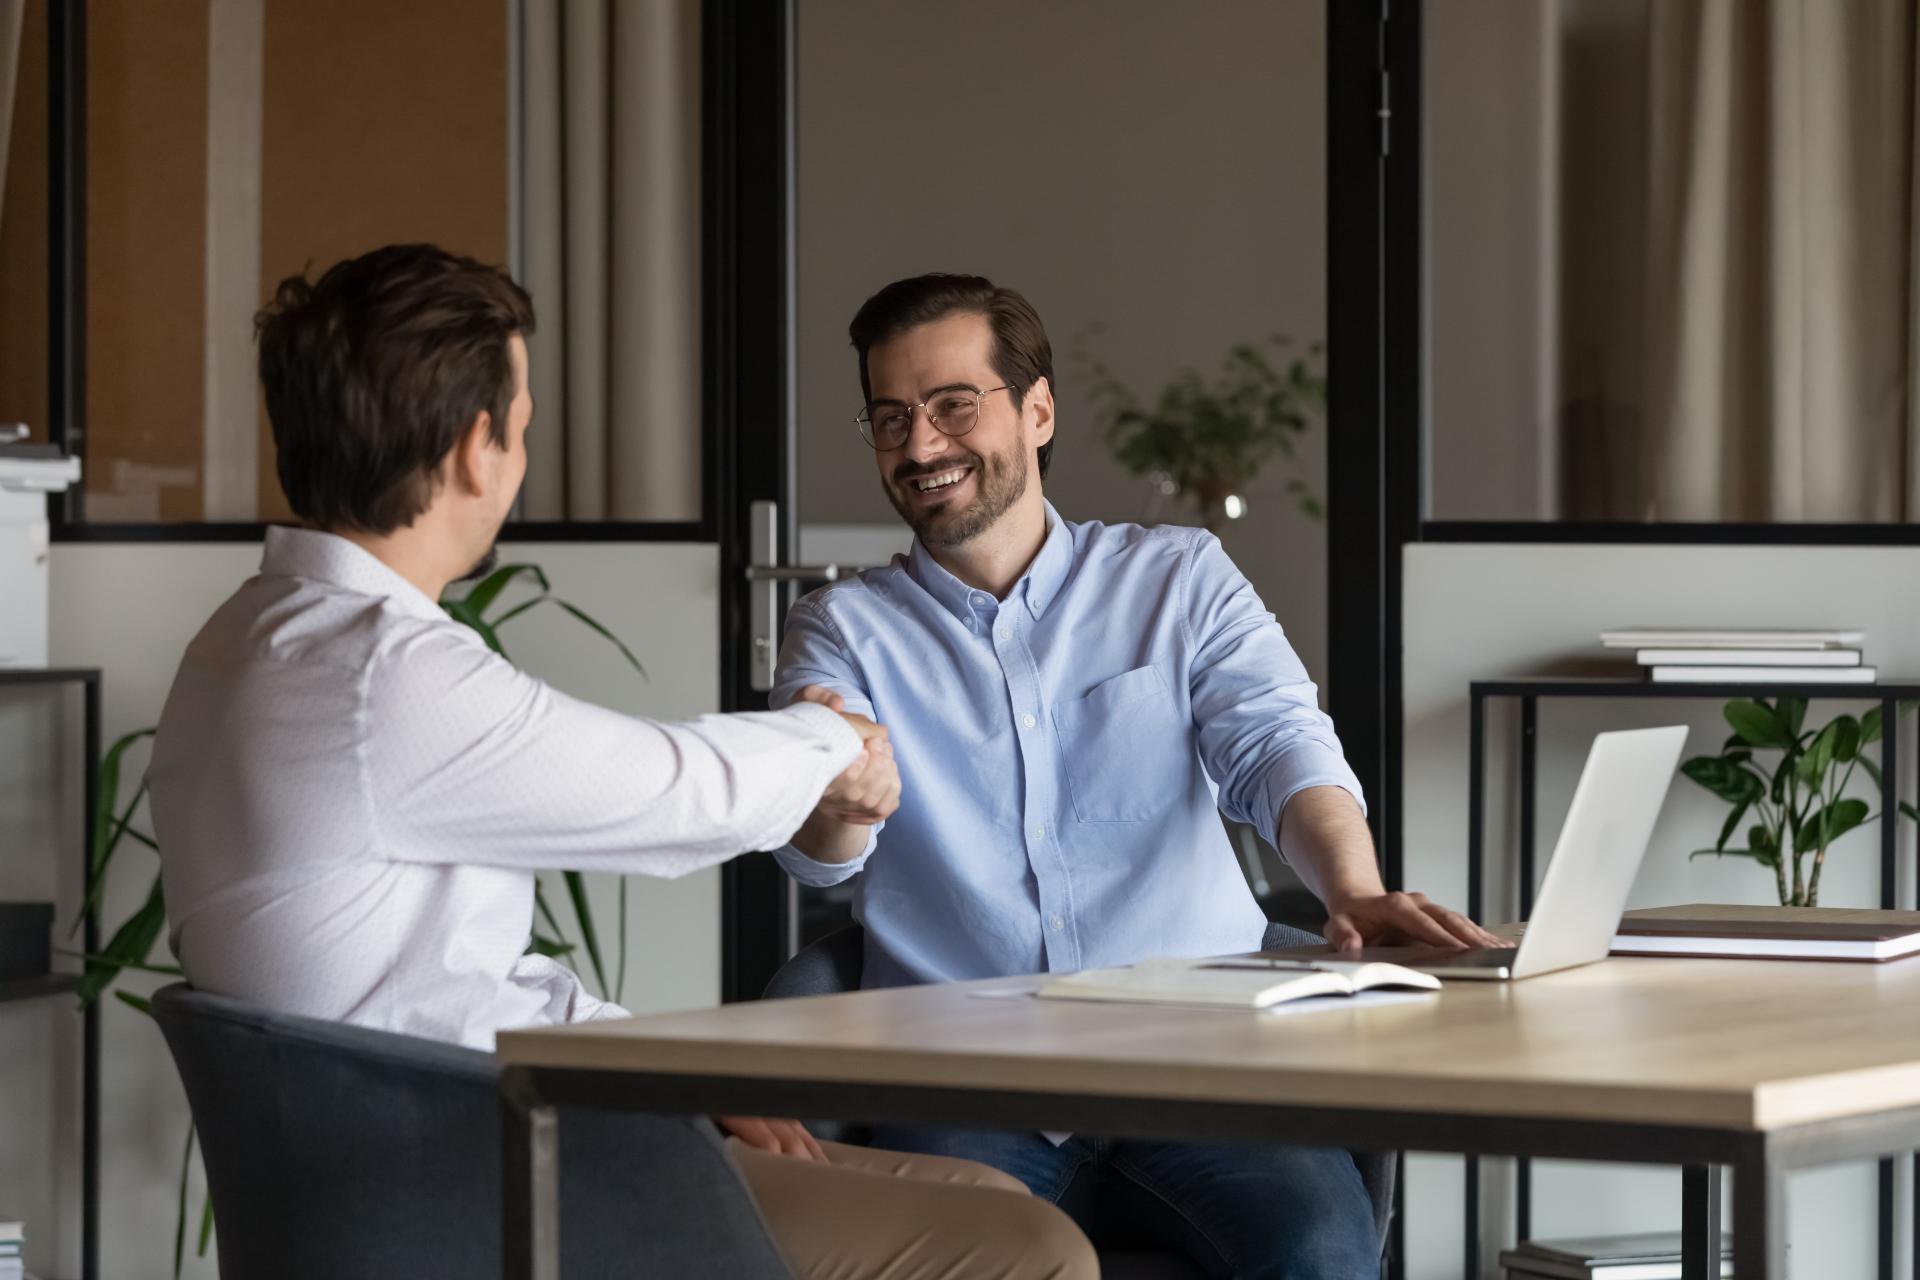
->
<box><xmin>906</xmin><ymin>503</ymin><xmax>1073</xmax><ymax>625</ymax></box>
<box><xmin>259</xmin><ymin>526</ymin><xmax>448</xmax><ymax>622</ymax></box>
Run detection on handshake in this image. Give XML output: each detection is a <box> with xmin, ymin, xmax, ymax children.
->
<box><xmin>795</xmin><ymin>684</ymin><xmax>901</xmax><ymax>827</ymax></box>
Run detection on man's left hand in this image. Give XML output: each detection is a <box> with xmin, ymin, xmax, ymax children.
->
<box><xmin>714</xmin><ymin>1114</ymin><xmax>826</xmax><ymax>1162</ymax></box>
<box><xmin>1322</xmin><ymin>891</ymin><xmax>1504</xmax><ymax>953</ymax></box>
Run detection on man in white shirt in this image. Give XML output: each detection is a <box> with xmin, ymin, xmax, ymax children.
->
<box><xmin>148</xmin><ymin>243</ymin><xmax>1093</xmax><ymax>1280</ymax></box>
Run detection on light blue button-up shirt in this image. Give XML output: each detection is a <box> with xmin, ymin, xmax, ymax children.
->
<box><xmin>771</xmin><ymin>505</ymin><xmax>1364</xmax><ymax>990</ymax></box>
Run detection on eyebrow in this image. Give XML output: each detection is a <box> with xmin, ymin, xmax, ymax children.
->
<box><xmin>869</xmin><ymin>381</ymin><xmax>982</xmax><ymax>406</ymax></box>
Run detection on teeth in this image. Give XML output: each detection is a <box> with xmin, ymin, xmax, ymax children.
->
<box><xmin>914</xmin><ymin>469</ymin><xmax>968</xmax><ymax>493</ymax></box>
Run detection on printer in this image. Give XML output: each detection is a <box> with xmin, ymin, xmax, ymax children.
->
<box><xmin>0</xmin><ymin>426</ymin><xmax>82</xmax><ymax>667</ymax></box>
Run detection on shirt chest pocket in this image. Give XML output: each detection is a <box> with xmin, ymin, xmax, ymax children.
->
<box><xmin>1050</xmin><ymin>665</ymin><xmax>1190</xmax><ymax>823</ymax></box>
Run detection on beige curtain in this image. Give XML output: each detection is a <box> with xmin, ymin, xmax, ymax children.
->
<box><xmin>521</xmin><ymin>0</ymin><xmax>702</xmax><ymax>521</ymax></box>
<box><xmin>1640</xmin><ymin>0</ymin><xmax>1919</xmax><ymax>521</ymax></box>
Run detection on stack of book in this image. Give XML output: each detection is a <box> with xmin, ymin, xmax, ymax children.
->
<box><xmin>0</xmin><ymin>1220</ymin><xmax>22</xmax><ymax>1280</ymax></box>
<box><xmin>1501</xmin><ymin>1231</ymin><xmax>1730</xmax><ymax>1279</ymax></box>
<box><xmin>1601</xmin><ymin>627</ymin><xmax>1872</xmax><ymax>684</ymax></box>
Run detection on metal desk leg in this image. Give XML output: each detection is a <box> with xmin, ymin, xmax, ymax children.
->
<box><xmin>1516</xmin><ymin>697</ymin><xmax>1537</xmax><ymax>1248</ymax></box>
<box><xmin>502</xmin><ymin>1068</ymin><xmax>560</xmax><ymax>1280</ymax></box>
<box><xmin>1732</xmin><ymin>1149</ymin><xmax>1786</xmax><ymax>1280</ymax></box>
<box><xmin>1681</xmin><ymin>1165</ymin><xmax>1721</xmax><ymax>1280</ymax></box>
<box><xmin>1465</xmin><ymin>692</ymin><xmax>1485</xmax><ymax>1278</ymax></box>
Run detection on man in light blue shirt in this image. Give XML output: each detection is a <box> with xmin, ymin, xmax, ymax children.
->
<box><xmin>771</xmin><ymin>274</ymin><xmax>1497</xmax><ymax>1279</ymax></box>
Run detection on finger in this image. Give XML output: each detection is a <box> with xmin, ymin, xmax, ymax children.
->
<box><xmin>720</xmin><ymin>1116</ymin><xmax>777</xmax><ymax>1152</ymax></box>
<box><xmin>1387</xmin><ymin>902</ymin><xmax>1464</xmax><ymax>949</ymax></box>
<box><xmin>800</xmin><ymin>1125</ymin><xmax>828</xmax><ymax>1163</ymax></box>
<box><xmin>776</xmin><ymin>1121</ymin><xmax>815</xmax><ymax>1160</ymax></box>
<box><xmin>1322</xmin><ymin>914</ymin><xmax>1365</xmax><ymax>952</ymax></box>
<box><xmin>1421</xmin><ymin>904</ymin><xmax>1495</xmax><ymax>948</ymax></box>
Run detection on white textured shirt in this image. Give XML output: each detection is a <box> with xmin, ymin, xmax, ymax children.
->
<box><xmin>150</xmin><ymin>527</ymin><xmax>861</xmax><ymax>1049</ymax></box>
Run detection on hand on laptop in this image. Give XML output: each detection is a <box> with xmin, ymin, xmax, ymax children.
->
<box><xmin>1322</xmin><ymin>890</ymin><xmax>1504</xmax><ymax>953</ymax></box>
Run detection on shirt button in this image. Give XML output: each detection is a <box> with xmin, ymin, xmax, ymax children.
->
<box><xmin>1051</xmin><ymin>915</ymin><xmax>1066</xmax><ymax>931</ymax></box>
<box><xmin>1031</xmin><ymin>823</ymin><xmax>1046</xmax><ymax>840</ymax></box>
<box><xmin>973</xmin><ymin>594</ymin><xmax>989</xmax><ymax>607</ymax></box>
<box><xmin>997</xmin><ymin>627</ymin><xmax>1012</xmax><ymax>642</ymax></box>
<box><xmin>1021</xmin><ymin>713</ymin><xmax>1036</xmax><ymax>729</ymax></box>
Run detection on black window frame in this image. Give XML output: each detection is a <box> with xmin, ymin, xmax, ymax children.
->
<box><xmin>38</xmin><ymin>0</ymin><xmax>718</xmax><ymax>546</ymax></box>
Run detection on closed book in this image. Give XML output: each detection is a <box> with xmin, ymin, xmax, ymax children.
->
<box><xmin>1648</xmin><ymin>664</ymin><xmax>1876</xmax><ymax>684</ymax></box>
<box><xmin>1036</xmin><ymin>955</ymin><xmax>1439</xmax><ymax>1010</ymax></box>
<box><xmin>1635</xmin><ymin>646</ymin><xmax>1861</xmax><ymax>667</ymax></box>
<box><xmin>1501</xmin><ymin>1231</ymin><xmax>1730</xmax><ymax>1280</ymax></box>
<box><xmin>1602</xmin><ymin>627</ymin><xmax>1864</xmax><ymax>649</ymax></box>
<box><xmin>1613</xmin><ymin>904</ymin><xmax>1920</xmax><ymax>961</ymax></box>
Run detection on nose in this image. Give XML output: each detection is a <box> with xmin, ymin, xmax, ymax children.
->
<box><xmin>901</xmin><ymin>406</ymin><xmax>948</xmax><ymax>463</ymax></box>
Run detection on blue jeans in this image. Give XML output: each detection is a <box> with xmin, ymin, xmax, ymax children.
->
<box><xmin>867</xmin><ymin>1126</ymin><xmax>1379</xmax><ymax>1280</ymax></box>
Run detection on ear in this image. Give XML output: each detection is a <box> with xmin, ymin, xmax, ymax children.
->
<box><xmin>1026</xmin><ymin>376</ymin><xmax>1055</xmax><ymax>448</ymax></box>
<box><xmin>449</xmin><ymin>409</ymin><xmax>496</xmax><ymax>497</ymax></box>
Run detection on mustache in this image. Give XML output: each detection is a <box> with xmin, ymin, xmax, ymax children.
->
<box><xmin>892</xmin><ymin>453</ymin><xmax>980</xmax><ymax>485</ymax></box>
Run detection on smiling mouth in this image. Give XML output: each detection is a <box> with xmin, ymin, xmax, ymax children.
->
<box><xmin>907</xmin><ymin>466</ymin><xmax>972</xmax><ymax>495</ymax></box>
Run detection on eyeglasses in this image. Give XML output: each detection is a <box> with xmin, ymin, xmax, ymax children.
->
<box><xmin>855</xmin><ymin>385</ymin><xmax>1012</xmax><ymax>451</ymax></box>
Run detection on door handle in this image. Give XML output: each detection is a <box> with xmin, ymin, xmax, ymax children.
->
<box><xmin>745</xmin><ymin>500</ymin><xmax>875</xmax><ymax>691</ymax></box>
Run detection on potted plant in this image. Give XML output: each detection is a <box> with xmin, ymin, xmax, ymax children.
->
<box><xmin>1680</xmin><ymin>696</ymin><xmax>1917</xmax><ymax>906</ymax></box>
<box><xmin>1082</xmin><ymin>333</ymin><xmax>1325</xmax><ymax>533</ymax></box>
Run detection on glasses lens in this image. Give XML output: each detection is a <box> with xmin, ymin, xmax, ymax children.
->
<box><xmin>929</xmin><ymin>392</ymin><xmax>979</xmax><ymax>436</ymax></box>
<box><xmin>860</xmin><ymin>405</ymin><xmax>911</xmax><ymax>449</ymax></box>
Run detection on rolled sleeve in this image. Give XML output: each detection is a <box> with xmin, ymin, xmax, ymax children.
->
<box><xmin>1182</xmin><ymin>530</ymin><xmax>1368</xmax><ymax>851</ymax></box>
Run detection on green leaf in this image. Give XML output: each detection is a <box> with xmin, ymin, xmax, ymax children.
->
<box><xmin>79</xmin><ymin>875</ymin><xmax>167</xmax><ymax>1007</ymax></box>
<box><xmin>553</xmin><ymin>600</ymin><xmax>649</xmax><ymax>681</ymax></box>
<box><xmin>525</xmin><ymin>933</ymin><xmax>575</xmax><ymax>959</ymax></box>
<box><xmin>114</xmin><ymin>990</ymin><xmax>154</xmax><ymax>1017</ymax></box>
<box><xmin>1778</xmin><ymin>697</ymin><xmax>1807</xmax><ymax>739</ymax></box>
<box><xmin>563</xmin><ymin>870</ymin><xmax>610</xmax><ymax>999</ymax></box>
<box><xmin>1681</xmin><ymin>756</ymin><xmax>1764</xmax><ymax>804</ymax></box>
<box><xmin>1797</xmin><ymin>798</ymin><xmax>1870</xmax><ymax>854</ymax></box>
<box><xmin>1862</xmin><ymin>705</ymin><xmax>1883</xmax><ymax>745</ymax></box>
<box><xmin>1901</xmin><ymin>800</ymin><xmax>1920</xmax><ymax>823</ymax></box>
<box><xmin>616</xmin><ymin>875</ymin><xmax>630</xmax><ymax>1005</ymax></box>
<box><xmin>1859</xmin><ymin>755</ymin><xmax>1883</xmax><ymax>791</ymax></box>
<box><xmin>1796</xmin><ymin>722</ymin><xmax>1837</xmax><ymax>785</ymax></box>
<box><xmin>1830</xmin><ymin>715</ymin><xmax>1861</xmax><ymax>765</ymax></box>
<box><xmin>73</xmin><ymin>728</ymin><xmax>158</xmax><ymax>939</ymax></box>
<box><xmin>198</xmin><ymin>1195</ymin><xmax>215</xmax><ymax>1256</ymax></box>
<box><xmin>1725</xmin><ymin>700</ymin><xmax>1792</xmax><ymax>749</ymax></box>
<box><xmin>1688</xmin><ymin>847</ymin><xmax>1775</xmax><ymax>864</ymax></box>
<box><xmin>1715</xmin><ymin>799</ymin><xmax>1751</xmax><ymax>853</ymax></box>
<box><xmin>174</xmin><ymin>1124</ymin><xmax>195</xmax><ymax>1280</ymax></box>
<box><xmin>1770</xmin><ymin>753</ymin><xmax>1796</xmax><ymax>806</ymax></box>
<box><xmin>447</xmin><ymin>563</ymin><xmax>551</xmax><ymax>620</ymax></box>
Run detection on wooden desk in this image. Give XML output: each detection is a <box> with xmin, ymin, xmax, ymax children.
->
<box><xmin>498</xmin><ymin>954</ymin><xmax>1920</xmax><ymax>1279</ymax></box>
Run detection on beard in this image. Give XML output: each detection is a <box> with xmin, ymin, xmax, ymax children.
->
<box><xmin>458</xmin><ymin>541</ymin><xmax>500</xmax><ymax>583</ymax></box>
<box><xmin>884</xmin><ymin>439</ymin><xmax>1030</xmax><ymax>549</ymax></box>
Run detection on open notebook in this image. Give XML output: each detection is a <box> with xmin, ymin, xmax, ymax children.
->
<box><xmin>1036</xmin><ymin>955</ymin><xmax>1440</xmax><ymax>1010</ymax></box>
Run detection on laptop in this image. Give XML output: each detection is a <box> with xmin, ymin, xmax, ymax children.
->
<box><xmin>1340</xmin><ymin>725</ymin><xmax>1689</xmax><ymax>981</ymax></box>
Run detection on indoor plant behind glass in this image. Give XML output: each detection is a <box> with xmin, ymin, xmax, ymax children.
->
<box><xmin>1679</xmin><ymin>696</ymin><xmax>1917</xmax><ymax>907</ymax></box>
<box><xmin>73</xmin><ymin>561</ymin><xmax>643</xmax><ymax>1276</ymax></box>
<box><xmin>1082</xmin><ymin>332</ymin><xmax>1325</xmax><ymax>533</ymax></box>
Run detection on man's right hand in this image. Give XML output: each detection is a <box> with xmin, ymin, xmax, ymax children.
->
<box><xmin>788</xmin><ymin>686</ymin><xmax>900</xmax><ymax>863</ymax></box>
<box><xmin>820</xmin><ymin>713</ymin><xmax>900</xmax><ymax>825</ymax></box>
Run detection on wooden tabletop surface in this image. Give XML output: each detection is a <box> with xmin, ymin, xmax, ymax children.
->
<box><xmin>497</xmin><ymin>954</ymin><xmax>1920</xmax><ymax>1132</ymax></box>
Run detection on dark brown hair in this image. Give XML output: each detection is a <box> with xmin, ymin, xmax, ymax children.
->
<box><xmin>256</xmin><ymin>243</ymin><xmax>535</xmax><ymax>534</ymax></box>
<box><xmin>848</xmin><ymin>273</ymin><xmax>1055</xmax><ymax>479</ymax></box>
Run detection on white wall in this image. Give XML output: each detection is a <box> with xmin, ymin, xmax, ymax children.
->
<box><xmin>1403</xmin><ymin>541</ymin><xmax>1919</xmax><ymax>1279</ymax></box>
<box><xmin>0</xmin><ymin>539</ymin><xmax>721</xmax><ymax>1280</ymax></box>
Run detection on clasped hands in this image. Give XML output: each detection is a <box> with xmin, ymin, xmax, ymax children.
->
<box><xmin>799</xmin><ymin>685</ymin><xmax>901</xmax><ymax>826</ymax></box>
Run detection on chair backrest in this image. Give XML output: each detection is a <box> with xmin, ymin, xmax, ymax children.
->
<box><xmin>151</xmin><ymin>984</ymin><xmax>793</xmax><ymax>1280</ymax></box>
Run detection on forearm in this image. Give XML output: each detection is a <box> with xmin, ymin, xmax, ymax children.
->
<box><xmin>1276</xmin><ymin>785</ymin><xmax>1383</xmax><ymax>909</ymax></box>
<box><xmin>788</xmin><ymin>806</ymin><xmax>874</xmax><ymax>865</ymax></box>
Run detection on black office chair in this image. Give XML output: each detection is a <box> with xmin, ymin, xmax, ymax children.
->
<box><xmin>763</xmin><ymin>922</ymin><xmax>1398</xmax><ymax>1280</ymax></box>
<box><xmin>150</xmin><ymin>983</ymin><xmax>795</xmax><ymax>1279</ymax></box>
